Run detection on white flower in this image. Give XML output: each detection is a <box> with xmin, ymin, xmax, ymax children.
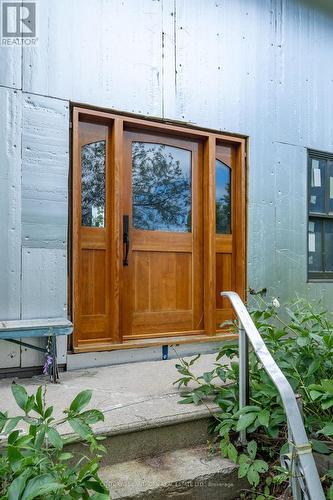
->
<box><xmin>272</xmin><ymin>297</ymin><xmax>280</xmax><ymax>308</ymax></box>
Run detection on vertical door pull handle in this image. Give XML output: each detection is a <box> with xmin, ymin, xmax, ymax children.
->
<box><xmin>123</xmin><ymin>215</ymin><xmax>129</xmax><ymax>266</ymax></box>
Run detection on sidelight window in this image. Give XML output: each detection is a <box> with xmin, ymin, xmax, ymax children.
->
<box><xmin>81</xmin><ymin>140</ymin><xmax>106</xmax><ymax>228</ymax></box>
<box><xmin>216</xmin><ymin>160</ymin><xmax>231</xmax><ymax>234</ymax></box>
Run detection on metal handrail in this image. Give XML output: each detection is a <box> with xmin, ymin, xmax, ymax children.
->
<box><xmin>221</xmin><ymin>291</ymin><xmax>325</xmax><ymax>500</ymax></box>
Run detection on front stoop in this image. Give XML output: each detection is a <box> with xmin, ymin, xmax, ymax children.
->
<box><xmin>0</xmin><ymin>354</ymin><xmax>244</xmax><ymax>497</ymax></box>
<box><xmin>100</xmin><ymin>445</ymin><xmax>243</xmax><ymax>500</ymax></box>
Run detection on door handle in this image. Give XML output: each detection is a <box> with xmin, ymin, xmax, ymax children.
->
<box><xmin>123</xmin><ymin>215</ymin><xmax>129</xmax><ymax>266</ymax></box>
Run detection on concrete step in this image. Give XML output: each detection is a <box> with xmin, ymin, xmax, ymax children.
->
<box><xmin>100</xmin><ymin>445</ymin><xmax>244</xmax><ymax>500</ymax></box>
<box><xmin>69</xmin><ymin>405</ymin><xmax>217</xmax><ymax>466</ymax></box>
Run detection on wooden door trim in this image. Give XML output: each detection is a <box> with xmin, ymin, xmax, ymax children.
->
<box><xmin>73</xmin><ymin>331</ymin><xmax>239</xmax><ymax>353</ymax></box>
<box><xmin>74</xmin><ymin>106</ymin><xmax>246</xmax><ymax>145</ymax></box>
<box><xmin>71</xmin><ymin>105</ymin><xmax>247</xmax><ymax>351</ymax></box>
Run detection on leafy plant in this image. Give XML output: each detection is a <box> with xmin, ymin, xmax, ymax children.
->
<box><xmin>174</xmin><ymin>293</ymin><xmax>333</xmax><ymax>497</ymax></box>
<box><xmin>0</xmin><ymin>384</ymin><xmax>110</xmax><ymax>499</ymax></box>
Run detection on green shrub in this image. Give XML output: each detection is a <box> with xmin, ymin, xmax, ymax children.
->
<box><xmin>0</xmin><ymin>384</ymin><xmax>110</xmax><ymax>499</ymax></box>
<box><xmin>174</xmin><ymin>294</ymin><xmax>333</xmax><ymax>498</ymax></box>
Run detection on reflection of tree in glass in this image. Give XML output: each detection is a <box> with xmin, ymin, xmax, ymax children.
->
<box><xmin>216</xmin><ymin>181</ymin><xmax>231</xmax><ymax>233</ymax></box>
<box><xmin>81</xmin><ymin>141</ymin><xmax>106</xmax><ymax>227</ymax></box>
<box><xmin>132</xmin><ymin>142</ymin><xmax>191</xmax><ymax>232</ymax></box>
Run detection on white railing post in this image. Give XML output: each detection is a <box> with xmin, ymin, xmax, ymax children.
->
<box><xmin>239</xmin><ymin>320</ymin><xmax>249</xmax><ymax>445</ymax></box>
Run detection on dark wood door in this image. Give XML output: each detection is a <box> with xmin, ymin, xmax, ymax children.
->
<box><xmin>120</xmin><ymin>131</ymin><xmax>204</xmax><ymax>339</ymax></box>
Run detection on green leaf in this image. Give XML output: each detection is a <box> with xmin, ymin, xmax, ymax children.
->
<box><xmin>44</xmin><ymin>406</ymin><xmax>53</xmax><ymax>419</ymax></box>
<box><xmin>247</xmin><ymin>464</ymin><xmax>260</xmax><ymax>487</ymax></box>
<box><xmin>247</xmin><ymin>440</ymin><xmax>257</xmax><ymax>460</ymax></box>
<box><xmin>253</xmin><ymin>459</ymin><xmax>269</xmax><ymax>473</ymax></box>
<box><xmin>8</xmin><ymin>445</ymin><xmax>23</xmax><ymax>464</ymax></box>
<box><xmin>25</xmin><ymin>395</ymin><xmax>35</xmax><ymax>414</ymax></box>
<box><xmin>236</xmin><ymin>413</ymin><xmax>257</xmax><ymax>431</ymax></box>
<box><xmin>59</xmin><ymin>452</ymin><xmax>73</xmax><ymax>461</ymax></box>
<box><xmin>311</xmin><ymin>439</ymin><xmax>330</xmax><ymax>454</ymax></box>
<box><xmin>47</xmin><ymin>427</ymin><xmax>63</xmax><ymax>449</ymax></box>
<box><xmin>8</xmin><ymin>429</ymin><xmax>20</xmax><ymax>444</ymax></box>
<box><xmin>0</xmin><ymin>410</ymin><xmax>8</xmax><ymax>432</ymax></box>
<box><xmin>321</xmin><ymin>380</ymin><xmax>333</xmax><ymax>394</ymax></box>
<box><xmin>69</xmin><ymin>389</ymin><xmax>92</xmax><ymax>413</ymax></box>
<box><xmin>78</xmin><ymin>459</ymin><xmax>99</xmax><ymax>481</ymax></box>
<box><xmin>7</xmin><ymin>469</ymin><xmax>31</xmax><ymax>500</ymax></box>
<box><xmin>227</xmin><ymin>442</ymin><xmax>238</xmax><ymax>463</ymax></box>
<box><xmin>34</xmin><ymin>426</ymin><xmax>46</xmax><ymax>449</ymax></box>
<box><xmin>307</xmin><ymin>359</ymin><xmax>320</xmax><ymax>377</ymax></box>
<box><xmin>35</xmin><ymin>386</ymin><xmax>43</xmax><ymax>415</ymax></box>
<box><xmin>21</xmin><ymin>474</ymin><xmax>64</xmax><ymax>500</ymax></box>
<box><xmin>80</xmin><ymin>410</ymin><xmax>104</xmax><ymax>424</ymax></box>
<box><xmin>258</xmin><ymin>409</ymin><xmax>270</xmax><ymax>427</ymax></box>
<box><xmin>236</xmin><ymin>406</ymin><xmax>260</xmax><ymax>416</ymax></box>
<box><xmin>318</xmin><ymin>422</ymin><xmax>333</xmax><ymax>437</ymax></box>
<box><xmin>178</xmin><ymin>396</ymin><xmax>195</xmax><ymax>405</ymax></box>
<box><xmin>238</xmin><ymin>460</ymin><xmax>250</xmax><ymax>478</ymax></box>
<box><xmin>296</xmin><ymin>336</ymin><xmax>309</xmax><ymax>347</ymax></box>
<box><xmin>220</xmin><ymin>439</ymin><xmax>228</xmax><ymax>458</ymax></box>
<box><xmin>69</xmin><ymin>418</ymin><xmax>92</xmax><ymax>439</ymax></box>
<box><xmin>202</xmin><ymin>371</ymin><xmax>214</xmax><ymax>384</ymax></box>
<box><xmin>83</xmin><ymin>481</ymin><xmax>107</xmax><ymax>493</ymax></box>
<box><xmin>90</xmin><ymin>495</ymin><xmax>110</xmax><ymax>500</ymax></box>
<box><xmin>309</xmin><ymin>390</ymin><xmax>322</xmax><ymax>401</ymax></box>
<box><xmin>321</xmin><ymin>397</ymin><xmax>333</xmax><ymax>410</ymax></box>
<box><xmin>11</xmin><ymin>384</ymin><xmax>28</xmax><ymax>411</ymax></box>
<box><xmin>279</xmin><ymin>442</ymin><xmax>289</xmax><ymax>456</ymax></box>
<box><xmin>192</xmin><ymin>391</ymin><xmax>204</xmax><ymax>405</ymax></box>
<box><xmin>5</xmin><ymin>416</ymin><xmax>21</xmax><ymax>434</ymax></box>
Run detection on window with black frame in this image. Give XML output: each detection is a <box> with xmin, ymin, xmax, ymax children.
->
<box><xmin>308</xmin><ymin>150</ymin><xmax>333</xmax><ymax>280</ymax></box>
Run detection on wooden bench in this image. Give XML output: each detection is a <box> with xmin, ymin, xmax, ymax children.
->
<box><xmin>0</xmin><ymin>318</ymin><xmax>73</xmax><ymax>382</ymax></box>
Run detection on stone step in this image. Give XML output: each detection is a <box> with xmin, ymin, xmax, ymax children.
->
<box><xmin>100</xmin><ymin>445</ymin><xmax>244</xmax><ymax>500</ymax></box>
<box><xmin>69</xmin><ymin>406</ymin><xmax>217</xmax><ymax>466</ymax></box>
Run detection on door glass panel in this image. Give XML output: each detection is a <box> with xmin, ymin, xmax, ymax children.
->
<box><xmin>308</xmin><ymin>219</ymin><xmax>322</xmax><ymax>272</ymax></box>
<box><xmin>309</xmin><ymin>158</ymin><xmax>325</xmax><ymax>214</ymax></box>
<box><xmin>81</xmin><ymin>140</ymin><xmax>106</xmax><ymax>228</ymax></box>
<box><xmin>132</xmin><ymin>142</ymin><xmax>192</xmax><ymax>232</ymax></box>
<box><xmin>324</xmin><ymin>220</ymin><xmax>333</xmax><ymax>271</ymax></box>
<box><xmin>216</xmin><ymin>160</ymin><xmax>231</xmax><ymax>234</ymax></box>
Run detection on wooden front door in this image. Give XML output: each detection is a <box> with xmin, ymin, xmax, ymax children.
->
<box><xmin>72</xmin><ymin>108</ymin><xmax>246</xmax><ymax>352</ymax></box>
<box><xmin>121</xmin><ymin>132</ymin><xmax>203</xmax><ymax>339</ymax></box>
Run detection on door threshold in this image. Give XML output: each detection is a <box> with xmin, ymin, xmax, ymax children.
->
<box><xmin>73</xmin><ymin>332</ymin><xmax>238</xmax><ymax>353</ymax></box>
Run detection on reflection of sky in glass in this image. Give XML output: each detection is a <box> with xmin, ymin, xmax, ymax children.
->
<box><xmin>81</xmin><ymin>140</ymin><xmax>106</xmax><ymax>228</ymax></box>
<box><xmin>216</xmin><ymin>161</ymin><xmax>229</xmax><ymax>200</ymax></box>
<box><xmin>139</xmin><ymin>144</ymin><xmax>191</xmax><ymax>178</ymax></box>
<box><xmin>132</xmin><ymin>142</ymin><xmax>192</xmax><ymax>232</ymax></box>
<box><xmin>216</xmin><ymin>160</ymin><xmax>231</xmax><ymax>234</ymax></box>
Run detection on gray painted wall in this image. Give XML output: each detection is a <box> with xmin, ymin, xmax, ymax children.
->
<box><xmin>0</xmin><ymin>0</ymin><xmax>333</xmax><ymax>369</ymax></box>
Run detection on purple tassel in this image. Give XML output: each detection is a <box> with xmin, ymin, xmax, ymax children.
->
<box><xmin>43</xmin><ymin>354</ymin><xmax>53</xmax><ymax>374</ymax></box>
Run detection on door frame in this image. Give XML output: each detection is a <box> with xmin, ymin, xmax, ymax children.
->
<box><xmin>71</xmin><ymin>105</ymin><xmax>247</xmax><ymax>352</ymax></box>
